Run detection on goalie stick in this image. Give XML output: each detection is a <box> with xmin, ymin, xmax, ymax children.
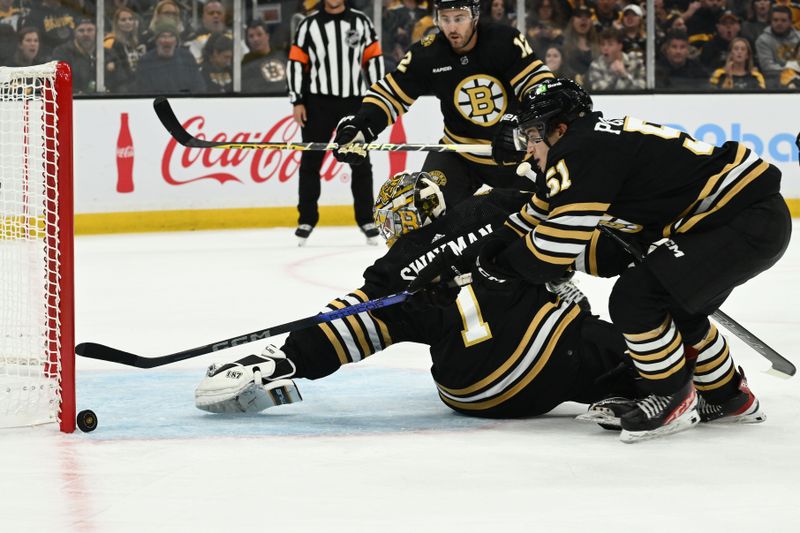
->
<box><xmin>598</xmin><ymin>224</ymin><xmax>795</xmax><ymax>378</ymax></box>
<box><xmin>153</xmin><ymin>96</ymin><xmax>492</xmax><ymax>155</ymax></box>
<box><xmin>76</xmin><ymin>274</ymin><xmax>472</xmax><ymax>369</ymax></box>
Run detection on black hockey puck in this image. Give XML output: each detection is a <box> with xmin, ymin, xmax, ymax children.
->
<box><xmin>76</xmin><ymin>409</ymin><xmax>98</xmax><ymax>432</ymax></box>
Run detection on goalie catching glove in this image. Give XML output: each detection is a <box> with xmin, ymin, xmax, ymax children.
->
<box><xmin>195</xmin><ymin>344</ymin><xmax>302</xmax><ymax>414</ymax></box>
<box><xmin>333</xmin><ymin>115</ymin><xmax>377</xmax><ymax>166</ymax></box>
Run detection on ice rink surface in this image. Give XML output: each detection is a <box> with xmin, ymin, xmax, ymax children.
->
<box><xmin>2</xmin><ymin>223</ymin><xmax>799</xmax><ymax>532</ymax></box>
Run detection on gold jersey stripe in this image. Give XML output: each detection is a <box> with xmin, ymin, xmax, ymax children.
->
<box><xmin>505</xmin><ymin>220</ymin><xmax>526</xmax><ymax>237</ymax></box>
<box><xmin>526</xmin><ymin>233</ymin><xmax>576</xmax><ymax>265</ymax></box>
<box><xmin>628</xmin><ymin>333</ymin><xmax>682</xmax><ymax>362</ymax></box>
<box><xmin>695</xmin><ymin>344</ymin><xmax>730</xmax><ymax>374</ymax></box>
<box><xmin>534</xmin><ymin>224</ymin><xmax>596</xmax><ymax>241</ymax></box>
<box><xmin>510</xmin><ymin>59</ymin><xmax>545</xmax><ymax>86</ymax></box>
<box><xmin>519</xmin><ymin>72</ymin><xmax>556</xmax><ymax>97</ymax></box>
<box><xmin>353</xmin><ymin>289</ymin><xmax>393</xmax><ymax>346</ymax></box>
<box><xmin>695</xmin><ymin>365</ymin><xmax>736</xmax><ymax>391</ymax></box>
<box><xmin>439</xmin><ymin>306</ymin><xmax>580</xmax><ymax>410</ymax></box>
<box><xmin>549</xmin><ymin>202</ymin><xmax>610</xmax><ymax>217</ymax></box>
<box><xmin>519</xmin><ymin>207</ymin><xmax>541</xmax><ymax>226</ymax></box>
<box><xmin>362</xmin><ymin>96</ymin><xmax>395</xmax><ymax>127</ymax></box>
<box><xmin>329</xmin><ymin>299</ymin><xmax>372</xmax><ymax>358</ymax></box>
<box><xmin>371</xmin><ymin>83</ymin><xmax>405</xmax><ymax>117</ymax></box>
<box><xmin>638</xmin><ymin>357</ymin><xmax>686</xmax><ymax>380</ymax></box>
<box><xmin>693</xmin><ymin>323</ymin><xmax>718</xmax><ymax>351</ymax></box>
<box><xmin>663</xmin><ymin>144</ymin><xmax>747</xmax><ymax>237</ymax></box>
<box><xmin>623</xmin><ymin>315</ymin><xmax>672</xmax><ymax>342</ymax></box>
<box><xmin>532</xmin><ymin>195</ymin><xmax>549</xmax><ymax>211</ymax></box>
<box><xmin>677</xmin><ymin>160</ymin><xmax>769</xmax><ymax>234</ymax></box>
<box><xmin>588</xmin><ymin>229</ymin><xmax>601</xmax><ymax>277</ymax></box>
<box><xmin>437</xmin><ymin>302</ymin><xmax>559</xmax><ymax>395</ymax></box>
<box><xmin>385</xmin><ymin>74</ymin><xmax>415</xmax><ymax>105</ymax></box>
<box><xmin>319</xmin><ymin>322</ymin><xmax>349</xmax><ymax>365</ymax></box>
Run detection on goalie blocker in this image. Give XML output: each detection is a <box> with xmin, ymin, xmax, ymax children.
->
<box><xmin>195</xmin><ymin>345</ymin><xmax>302</xmax><ymax>413</ymax></box>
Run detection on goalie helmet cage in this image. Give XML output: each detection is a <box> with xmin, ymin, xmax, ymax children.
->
<box><xmin>0</xmin><ymin>62</ymin><xmax>75</xmax><ymax>433</ymax></box>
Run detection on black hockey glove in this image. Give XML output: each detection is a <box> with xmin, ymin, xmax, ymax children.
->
<box><xmin>491</xmin><ymin>114</ymin><xmax>527</xmax><ymax>166</ymax></box>
<box><xmin>403</xmin><ymin>280</ymin><xmax>462</xmax><ymax>310</ymax></box>
<box><xmin>471</xmin><ymin>237</ymin><xmax>519</xmax><ymax>291</ymax></box>
<box><xmin>333</xmin><ymin>115</ymin><xmax>376</xmax><ymax>166</ymax></box>
<box><xmin>406</xmin><ymin>245</ymin><xmax>474</xmax><ymax>294</ymax></box>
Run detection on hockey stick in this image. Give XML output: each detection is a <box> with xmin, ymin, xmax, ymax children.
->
<box><xmin>598</xmin><ymin>224</ymin><xmax>795</xmax><ymax>378</ymax></box>
<box><xmin>76</xmin><ymin>274</ymin><xmax>473</xmax><ymax>369</ymax></box>
<box><xmin>153</xmin><ymin>96</ymin><xmax>492</xmax><ymax>155</ymax></box>
<box><xmin>76</xmin><ymin>291</ymin><xmax>410</xmax><ymax>368</ymax></box>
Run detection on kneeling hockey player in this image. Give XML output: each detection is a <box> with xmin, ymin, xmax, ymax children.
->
<box><xmin>195</xmin><ymin>172</ymin><xmax>637</xmax><ymax>419</ymax></box>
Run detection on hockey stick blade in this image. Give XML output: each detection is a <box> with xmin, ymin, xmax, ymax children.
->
<box><xmin>153</xmin><ymin>96</ymin><xmax>195</xmax><ymax>146</ymax></box>
<box><xmin>598</xmin><ymin>225</ymin><xmax>795</xmax><ymax>378</ymax></box>
<box><xmin>77</xmin><ymin>291</ymin><xmax>411</xmax><ymax>368</ymax></box>
<box><xmin>152</xmin><ymin>96</ymin><xmax>491</xmax><ymax>154</ymax></box>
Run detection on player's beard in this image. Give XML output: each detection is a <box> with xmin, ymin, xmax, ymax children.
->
<box><xmin>447</xmin><ymin>23</ymin><xmax>477</xmax><ymax>53</ymax></box>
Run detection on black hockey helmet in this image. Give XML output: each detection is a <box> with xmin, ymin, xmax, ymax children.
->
<box><xmin>515</xmin><ymin>78</ymin><xmax>593</xmax><ymax>146</ymax></box>
<box><xmin>434</xmin><ymin>0</ymin><xmax>481</xmax><ymax>19</ymax></box>
<box><xmin>373</xmin><ymin>171</ymin><xmax>446</xmax><ymax>246</ymax></box>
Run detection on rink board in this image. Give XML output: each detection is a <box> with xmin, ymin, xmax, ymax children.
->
<box><xmin>72</xmin><ymin>94</ymin><xmax>800</xmax><ymax>233</ymax></box>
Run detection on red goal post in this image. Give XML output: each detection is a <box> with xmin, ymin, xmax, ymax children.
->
<box><xmin>0</xmin><ymin>61</ymin><xmax>75</xmax><ymax>432</ymax></box>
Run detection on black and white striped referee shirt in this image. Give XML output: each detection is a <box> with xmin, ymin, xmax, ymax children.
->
<box><xmin>287</xmin><ymin>7</ymin><xmax>385</xmax><ymax>104</ymax></box>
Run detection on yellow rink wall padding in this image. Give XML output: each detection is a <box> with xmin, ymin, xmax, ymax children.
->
<box><xmin>75</xmin><ymin>205</ymin><xmax>358</xmax><ymax>234</ymax></box>
<box><xmin>75</xmin><ymin>199</ymin><xmax>800</xmax><ymax>235</ymax></box>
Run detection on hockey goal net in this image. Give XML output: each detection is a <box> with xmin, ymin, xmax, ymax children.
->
<box><xmin>0</xmin><ymin>62</ymin><xmax>74</xmax><ymax>432</ymax></box>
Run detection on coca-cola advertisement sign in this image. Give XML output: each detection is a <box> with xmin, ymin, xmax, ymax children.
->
<box><xmin>116</xmin><ymin>112</ymin><xmax>134</xmax><ymax>193</ymax></box>
<box><xmin>160</xmin><ymin>115</ymin><xmax>346</xmax><ymax>186</ymax></box>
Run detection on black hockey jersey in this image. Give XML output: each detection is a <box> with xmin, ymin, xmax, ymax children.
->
<box><xmin>358</xmin><ymin>21</ymin><xmax>554</xmax><ymax>166</ymax></box>
<box><xmin>502</xmin><ymin>112</ymin><xmax>782</xmax><ymax>283</ymax></box>
<box><xmin>281</xmin><ymin>189</ymin><xmax>601</xmax><ymax>417</ymax></box>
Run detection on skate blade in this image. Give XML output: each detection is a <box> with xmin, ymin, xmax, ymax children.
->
<box><xmin>575</xmin><ymin>412</ymin><xmax>621</xmax><ymax>428</ymax></box>
<box><xmin>620</xmin><ymin>408</ymin><xmax>700</xmax><ymax>444</ymax></box>
<box><xmin>704</xmin><ymin>409</ymin><xmax>767</xmax><ymax>425</ymax></box>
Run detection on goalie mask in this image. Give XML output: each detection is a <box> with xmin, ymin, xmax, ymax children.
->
<box><xmin>513</xmin><ymin>78</ymin><xmax>593</xmax><ymax>149</ymax></box>
<box><xmin>373</xmin><ymin>172</ymin><xmax>446</xmax><ymax>246</ymax></box>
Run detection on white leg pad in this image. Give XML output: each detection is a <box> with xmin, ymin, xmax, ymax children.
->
<box><xmin>195</xmin><ymin>369</ymin><xmax>302</xmax><ymax>414</ymax></box>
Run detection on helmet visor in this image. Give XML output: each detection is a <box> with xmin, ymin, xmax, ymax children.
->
<box><xmin>512</xmin><ymin>120</ymin><xmax>546</xmax><ymax>150</ymax></box>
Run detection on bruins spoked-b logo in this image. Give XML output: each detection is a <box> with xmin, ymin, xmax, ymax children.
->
<box><xmin>453</xmin><ymin>75</ymin><xmax>507</xmax><ymax>127</ymax></box>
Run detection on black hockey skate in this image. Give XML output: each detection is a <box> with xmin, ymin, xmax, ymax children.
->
<box><xmin>360</xmin><ymin>223</ymin><xmax>380</xmax><ymax>246</ymax></box>
<box><xmin>697</xmin><ymin>367</ymin><xmax>766</xmax><ymax>424</ymax></box>
<box><xmin>619</xmin><ymin>379</ymin><xmax>700</xmax><ymax>443</ymax></box>
<box><xmin>295</xmin><ymin>224</ymin><xmax>314</xmax><ymax>247</ymax></box>
<box><xmin>576</xmin><ymin>396</ymin><xmax>639</xmax><ymax>430</ymax></box>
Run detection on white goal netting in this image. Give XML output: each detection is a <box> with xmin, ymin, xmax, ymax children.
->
<box><xmin>0</xmin><ymin>62</ymin><xmax>71</xmax><ymax>429</ymax></box>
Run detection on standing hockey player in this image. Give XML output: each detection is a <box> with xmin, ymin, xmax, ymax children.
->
<box><xmin>467</xmin><ymin>78</ymin><xmax>792</xmax><ymax>442</ymax></box>
<box><xmin>331</xmin><ymin>0</ymin><xmax>554</xmax><ymax>205</ymax></box>
<box><xmin>194</xmin><ymin>172</ymin><xmax>637</xmax><ymax>420</ymax></box>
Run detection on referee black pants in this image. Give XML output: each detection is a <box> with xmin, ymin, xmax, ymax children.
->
<box><xmin>298</xmin><ymin>94</ymin><xmax>374</xmax><ymax>228</ymax></box>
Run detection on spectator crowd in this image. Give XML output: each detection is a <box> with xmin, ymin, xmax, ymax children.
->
<box><xmin>0</xmin><ymin>0</ymin><xmax>798</xmax><ymax>94</ymax></box>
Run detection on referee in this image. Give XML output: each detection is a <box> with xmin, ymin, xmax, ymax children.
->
<box><xmin>287</xmin><ymin>0</ymin><xmax>385</xmax><ymax>246</ymax></box>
